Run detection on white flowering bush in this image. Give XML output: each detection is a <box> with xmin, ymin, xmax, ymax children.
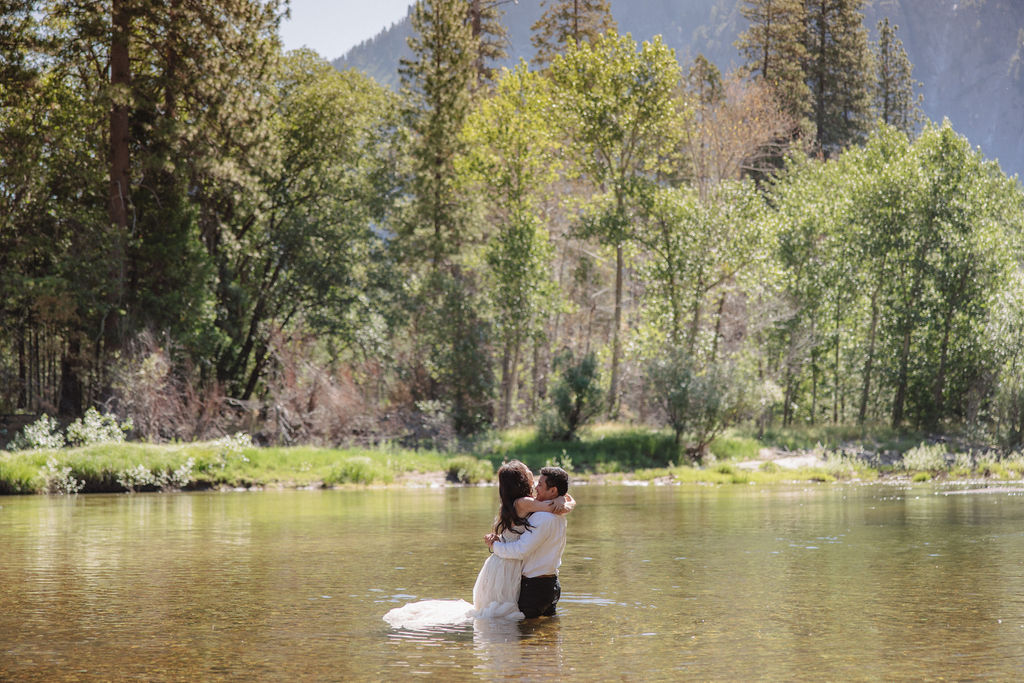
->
<box><xmin>42</xmin><ymin>457</ymin><xmax>84</xmax><ymax>494</ymax></box>
<box><xmin>214</xmin><ymin>432</ymin><xmax>252</xmax><ymax>466</ymax></box>
<box><xmin>901</xmin><ymin>443</ymin><xmax>947</xmax><ymax>472</ymax></box>
<box><xmin>7</xmin><ymin>409</ymin><xmax>133</xmax><ymax>451</ymax></box>
<box><xmin>117</xmin><ymin>464</ymin><xmax>157</xmax><ymax>492</ymax></box>
<box><xmin>952</xmin><ymin>451</ymin><xmax>974</xmax><ymax>473</ymax></box>
<box><xmin>116</xmin><ymin>457</ymin><xmax>195</xmax><ymax>493</ymax></box>
<box><xmin>160</xmin><ymin>457</ymin><xmax>195</xmax><ymax>490</ymax></box>
<box><xmin>7</xmin><ymin>415</ymin><xmax>65</xmax><ymax>451</ymax></box>
<box><xmin>66</xmin><ymin>408</ymin><xmax>133</xmax><ymax>447</ymax></box>
<box><xmin>1004</xmin><ymin>450</ymin><xmax>1024</xmax><ymax>469</ymax></box>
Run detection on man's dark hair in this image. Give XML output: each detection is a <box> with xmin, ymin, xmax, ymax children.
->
<box><xmin>539</xmin><ymin>466</ymin><xmax>569</xmax><ymax>496</ymax></box>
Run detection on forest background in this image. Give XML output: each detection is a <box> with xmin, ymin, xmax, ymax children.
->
<box><xmin>3</xmin><ymin>0</ymin><xmax>1024</xmax><ymax>469</ymax></box>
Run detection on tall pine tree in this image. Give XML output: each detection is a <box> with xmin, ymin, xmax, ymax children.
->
<box><xmin>467</xmin><ymin>0</ymin><xmax>509</xmax><ymax>89</ymax></box>
<box><xmin>802</xmin><ymin>0</ymin><xmax>873</xmax><ymax>156</ymax></box>
<box><xmin>399</xmin><ymin>0</ymin><xmax>493</xmax><ymax>434</ymax></box>
<box><xmin>399</xmin><ymin>0</ymin><xmax>477</xmax><ymax>266</ymax></box>
<box><xmin>736</xmin><ymin>0</ymin><xmax>810</xmax><ymax>129</ymax></box>
<box><xmin>530</xmin><ymin>0</ymin><xmax>617</xmax><ymax>69</ymax></box>
<box><xmin>872</xmin><ymin>17</ymin><xmax>923</xmax><ymax>137</ymax></box>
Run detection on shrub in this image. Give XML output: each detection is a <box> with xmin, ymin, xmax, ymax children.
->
<box><xmin>159</xmin><ymin>458</ymin><xmax>195</xmax><ymax>490</ymax></box>
<box><xmin>901</xmin><ymin>442</ymin><xmax>947</xmax><ymax>472</ymax></box>
<box><xmin>950</xmin><ymin>452</ymin><xmax>974</xmax><ymax>476</ymax></box>
<box><xmin>65</xmin><ymin>408</ymin><xmax>133</xmax><ymax>447</ymax></box>
<box><xmin>42</xmin><ymin>457</ymin><xmax>84</xmax><ymax>494</ymax></box>
<box><xmin>325</xmin><ymin>457</ymin><xmax>393</xmax><ymax>485</ymax></box>
<box><xmin>1005</xmin><ymin>451</ymin><xmax>1024</xmax><ymax>477</ymax></box>
<box><xmin>7</xmin><ymin>414</ymin><xmax>64</xmax><ymax>451</ymax></box>
<box><xmin>211</xmin><ymin>432</ymin><xmax>253</xmax><ymax>469</ymax></box>
<box><xmin>117</xmin><ymin>464</ymin><xmax>157</xmax><ymax>492</ymax></box>
<box><xmin>538</xmin><ymin>350</ymin><xmax>603</xmax><ymax>442</ymax></box>
<box><xmin>646</xmin><ymin>351</ymin><xmax>741</xmax><ymax>462</ymax></box>
<box><xmin>445</xmin><ymin>455</ymin><xmax>493</xmax><ymax>484</ymax></box>
<box><xmin>976</xmin><ymin>450</ymin><xmax>1000</xmax><ymax>476</ymax></box>
<box><xmin>407</xmin><ymin>400</ymin><xmax>456</xmax><ymax>451</ymax></box>
<box><xmin>544</xmin><ymin>452</ymin><xmax>574</xmax><ymax>473</ymax></box>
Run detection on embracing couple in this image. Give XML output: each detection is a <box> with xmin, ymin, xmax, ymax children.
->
<box><xmin>383</xmin><ymin>460</ymin><xmax>574</xmax><ymax>628</ymax></box>
<box><xmin>474</xmin><ymin>461</ymin><xmax>575</xmax><ymax>620</ymax></box>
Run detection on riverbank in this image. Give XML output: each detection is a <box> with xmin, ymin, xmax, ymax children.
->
<box><xmin>2</xmin><ymin>424</ymin><xmax>1022</xmax><ymax>494</ymax></box>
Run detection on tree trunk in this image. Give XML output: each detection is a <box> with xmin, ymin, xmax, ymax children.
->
<box><xmin>499</xmin><ymin>340</ymin><xmax>520</xmax><ymax>428</ymax></box>
<box><xmin>242</xmin><ymin>341</ymin><xmax>269</xmax><ymax>401</ymax></box>
<box><xmin>892</xmin><ymin>326</ymin><xmax>912</xmax><ymax>428</ymax></box>
<box><xmin>814</xmin><ymin>4</ymin><xmax>827</xmax><ymax>155</ymax></box>
<box><xmin>509</xmin><ymin>339</ymin><xmax>521</xmax><ymax>425</ymax></box>
<box><xmin>810</xmin><ymin>349</ymin><xmax>818</xmax><ymax>426</ymax></box>
<box><xmin>783</xmin><ymin>366</ymin><xmax>793</xmax><ymax>427</ymax></box>
<box><xmin>608</xmin><ymin>243</ymin><xmax>623</xmax><ymax>416</ymax></box>
<box><xmin>499</xmin><ymin>343</ymin><xmax>511</xmax><ymax>428</ymax></box>
<box><xmin>858</xmin><ymin>288</ymin><xmax>879</xmax><ymax>425</ymax></box>
<box><xmin>58</xmin><ymin>338</ymin><xmax>82</xmax><ymax>417</ymax></box>
<box><xmin>17</xmin><ymin>328</ymin><xmax>26</xmax><ymax>410</ymax></box>
<box><xmin>530</xmin><ymin>339</ymin><xmax>543</xmax><ymax>418</ymax></box>
<box><xmin>932</xmin><ymin>271</ymin><xmax>966</xmax><ymax>428</ymax></box>
<box><xmin>107</xmin><ymin>0</ymin><xmax>132</xmax><ymax>351</ymax></box>
<box><xmin>833</xmin><ymin>294</ymin><xmax>840</xmax><ymax>424</ymax></box>
<box><xmin>809</xmin><ymin>318</ymin><xmax>818</xmax><ymax>425</ymax></box>
<box><xmin>687</xmin><ymin>291</ymin><xmax>702</xmax><ymax>356</ymax></box>
<box><xmin>710</xmin><ymin>292</ymin><xmax>726</xmax><ymax>364</ymax></box>
<box><xmin>932</xmin><ymin>303</ymin><xmax>954</xmax><ymax>429</ymax></box>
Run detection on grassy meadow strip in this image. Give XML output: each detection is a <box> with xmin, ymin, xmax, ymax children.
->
<box><xmin>0</xmin><ymin>440</ymin><xmax>480</xmax><ymax>494</ymax></box>
<box><xmin>2</xmin><ymin>424</ymin><xmax>1024</xmax><ymax>495</ymax></box>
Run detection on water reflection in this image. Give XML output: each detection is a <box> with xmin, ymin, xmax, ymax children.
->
<box><xmin>473</xmin><ymin>618</ymin><xmax>566</xmax><ymax>680</ymax></box>
<box><xmin>383</xmin><ymin>616</ymin><xmax>568</xmax><ymax>681</ymax></box>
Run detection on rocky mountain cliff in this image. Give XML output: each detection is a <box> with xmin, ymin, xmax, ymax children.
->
<box><xmin>334</xmin><ymin>0</ymin><xmax>1024</xmax><ymax>179</ymax></box>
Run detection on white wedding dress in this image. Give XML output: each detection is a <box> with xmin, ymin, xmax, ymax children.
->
<box><xmin>471</xmin><ymin>527</ymin><xmax>525</xmax><ymax>619</ymax></box>
<box><xmin>383</xmin><ymin>527</ymin><xmax>525</xmax><ymax>629</ymax></box>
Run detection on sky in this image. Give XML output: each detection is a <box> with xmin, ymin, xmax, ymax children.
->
<box><xmin>279</xmin><ymin>0</ymin><xmax>413</xmax><ymax>60</ymax></box>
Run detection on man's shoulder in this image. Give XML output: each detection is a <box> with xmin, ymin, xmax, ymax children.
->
<box><xmin>528</xmin><ymin>510</ymin><xmax>557</xmax><ymax>524</ymax></box>
<box><xmin>528</xmin><ymin>510</ymin><xmax>566</xmax><ymax>528</ymax></box>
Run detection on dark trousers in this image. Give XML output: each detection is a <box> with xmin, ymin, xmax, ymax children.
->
<box><xmin>518</xmin><ymin>575</ymin><xmax>560</xmax><ymax>618</ymax></box>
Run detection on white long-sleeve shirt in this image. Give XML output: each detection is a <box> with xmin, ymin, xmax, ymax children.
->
<box><xmin>491</xmin><ymin>511</ymin><xmax>566</xmax><ymax>578</ymax></box>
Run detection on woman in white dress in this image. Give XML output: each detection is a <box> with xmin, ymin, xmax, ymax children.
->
<box><xmin>471</xmin><ymin>460</ymin><xmax>574</xmax><ymax>619</ymax></box>
<box><xmin>383</xmin><ymin>460</ymin><xmax>573</xmax><ymax>628</ymax></box>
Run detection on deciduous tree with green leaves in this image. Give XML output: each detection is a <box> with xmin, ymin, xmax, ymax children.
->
<box><xmin>462</xmin><ymin>63</ymin><xmax>560</xmax><ymax>427</ymax></box>
<box><xmin>219</xmin><ymin>51</ymin><xmax>401</xmax><ymax>400</ymax></box>
<box><xmin>548</xmin><ymin>32</ymin><xmax>683</xmax><ymax>415</ymax></box>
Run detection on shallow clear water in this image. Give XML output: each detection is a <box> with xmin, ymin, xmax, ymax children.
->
<box><xmin>4</xmin><ymin>483</ymin><xmax>1024</xmax><ymax>680</ymax></box>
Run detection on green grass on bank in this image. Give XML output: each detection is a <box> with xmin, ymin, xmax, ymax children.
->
<box><xmin>2</xmin><ymin>423</ymin><xmax>1022</xmax><ymax>495</ymax></box>
<box><xmin>0</xmin><ymin>441</ymin><xmax>490</xmax><ymax>495</ymax></box>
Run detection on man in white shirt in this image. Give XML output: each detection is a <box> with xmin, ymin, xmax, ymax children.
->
<box><xmin>486</xmin><ymin>466</ymin><xmax>569</xmax><ymax>618</ymax></box>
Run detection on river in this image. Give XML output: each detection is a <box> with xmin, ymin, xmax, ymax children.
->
<box><xmin>3</xmin><ymin>482</ymin><xmax>1024</xmax><ymax>679</ymax></box>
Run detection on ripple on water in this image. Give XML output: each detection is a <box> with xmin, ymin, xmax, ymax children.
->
<box><xmin>559</xmin><ymin>593</ymin><xmax>624</xmax><ymax>607</ymax></box>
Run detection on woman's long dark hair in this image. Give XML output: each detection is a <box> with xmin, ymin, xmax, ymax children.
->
<box><xmin>493</xmin><ymin>460</ymin><xmax>534</xmax><ymax>536</ymax></box>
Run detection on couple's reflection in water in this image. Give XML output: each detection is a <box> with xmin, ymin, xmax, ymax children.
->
<box><xmin>471</xmin><ymin>615</ymin><xmax>566</xmax><ymax>679</ymax></box>
<box><xmin>385</xmin><ymin>614</ymin><xmax>565</xmax><ymax>679</ymax></box>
